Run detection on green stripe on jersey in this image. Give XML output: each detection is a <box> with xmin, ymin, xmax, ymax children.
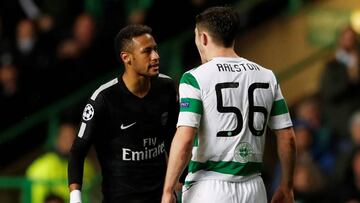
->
<box><xmin>270</xmin><ymin>99</ymin><xmax>289</xmax><ymax>116</ymax></box>
<box><xmin>180</xmin><ymin>98</ymin><xmax>203</xmax><ymax>114</ymax></box>
<box><xmin>188</xmin><ymin>160</ymin><xmax>262</xmax><ymax>176</ymax></box>
<box><xmin>180</xmin><ymin>73</ymin><xmax>200</xmax><ymax>90</ymax></box>
<box><xmin>193</xmin><ymin>134</ymin><xmax>199</xmax><ymax>146</ymax></box>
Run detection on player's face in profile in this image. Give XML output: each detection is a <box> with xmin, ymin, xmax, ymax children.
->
<box><xmin>130</xmin><ymin>34</ymin><xmax>160</xmax><ymax>77</ymax></box>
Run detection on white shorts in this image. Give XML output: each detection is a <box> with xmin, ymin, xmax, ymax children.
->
<box><xmin>182</xmin><ymin>176</ymin><xmax>267</xmax><ymax>203</ymax></box>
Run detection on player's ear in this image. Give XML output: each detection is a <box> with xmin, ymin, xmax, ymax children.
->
<box><xmin>120</xmin><ymin>51</ymin><xmax>131</xmax><ymax>65</ymax></box>
<box><xmin>201</xmin><ymin>32</ymin><xmax>208</xmax><ymax>46</ymax></box>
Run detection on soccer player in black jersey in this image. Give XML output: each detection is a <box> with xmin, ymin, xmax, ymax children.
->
<box><xmin>68</xmin><ymin>24</ymin><xmax>179</xmax><ymax>203</ymax></box>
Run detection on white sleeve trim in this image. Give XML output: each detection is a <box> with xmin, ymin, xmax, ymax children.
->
<box><xmin>268</xmin><ymin>114</ymin><xmax>293</xmax><ymax>130</ymax></box>
<box><xmin>177</xmin><ymin>112</ymin><xmax>201</xmax><ymax>128</ymax></box>
<box><xmin>70</xmin><ymin>190</ymin><xmax>82</xmax><ymax>203</ymax></box>
<box><xmin>77</xmin><ymin>122</ymin><xmax>86</xmax><ymax>138</ymax></box>
<box><xmin>91</xmin><ymin>78</ymin><xmax>118</xmax><ymax>100</ymax></box>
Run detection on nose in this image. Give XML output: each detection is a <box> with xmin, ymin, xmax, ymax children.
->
<box><xmin>151</xmin><ymin>50</ymin><xmax>160</xmax><ymax>60</ymax></box>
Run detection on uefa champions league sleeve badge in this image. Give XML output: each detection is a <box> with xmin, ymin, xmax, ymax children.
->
<box><xmin>82</xmin><ymin>104</ymin><xmax>94</xmax><ymax>121</ymax></box>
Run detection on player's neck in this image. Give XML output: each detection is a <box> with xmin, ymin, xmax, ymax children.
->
<box><xmin>205</xmin><ymin>47</ymin><xmax>238</xmax><ymax>61</ymax></box>
<box><xmin>122</xmin><ymin>72</ymin><xmax>151</xmax><ymax>98</ymax></box>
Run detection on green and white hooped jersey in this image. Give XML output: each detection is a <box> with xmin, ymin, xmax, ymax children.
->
<box><xmin>178</xmin><ymin>57</ymin><xmax>292</xmax><ymax>183</ymax></box>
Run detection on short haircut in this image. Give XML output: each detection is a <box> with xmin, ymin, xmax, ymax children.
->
<box><xmin>114</xmin><ymin>24</ymin><xmax>152</xmax><ymax>56</ymax></box>
<box><xmin>195</xmin><ymin>6</ymin><xmax>240</xmax><ymax>47</ymax></box>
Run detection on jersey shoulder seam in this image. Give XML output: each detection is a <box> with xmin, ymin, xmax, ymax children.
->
<box><xmin>90</xmin><ymin>78</ymin><xmax>118</xmax><ymax>100</ymax></box>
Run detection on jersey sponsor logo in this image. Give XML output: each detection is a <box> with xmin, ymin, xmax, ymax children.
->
<box><xmin>82</xmin><ymin>104</ymin><xmax>94</xmax><ymax>121</ymax></box>
<box><xmin>120</xmin><ymin>122</ymin><xmax>136</xmax><ymax>130</ymax></box>
<box><xmin>122</xmin><ymin>141</ymin><xmax>165</xmax><ymax>161</ymax></box>
<box><xmin>180</xmin><ymin>101</ymin><xmax>190</xmax><ymax>108</ymax></box>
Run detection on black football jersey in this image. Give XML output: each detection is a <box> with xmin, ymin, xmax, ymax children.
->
<box><xmin>68</xmin><ymin>74</ymin><xmax>178</xmax><ymax>202</ymax></box>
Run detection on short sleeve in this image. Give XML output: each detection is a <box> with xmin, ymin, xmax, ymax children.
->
<box><xmin>177</xmin><ymin>72</ymin><xmax>203</xmax><ymax>128</ymax></box>
<box><xmin>268</xmin><ymin>83</ymin><xmax>293</xmax><ymax>130</ymax></box>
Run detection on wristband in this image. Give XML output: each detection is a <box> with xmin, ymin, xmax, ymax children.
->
<box><xmin>70</xmin><ymin>190</ymin><xmax>82</xmax><ymax>203</ymax></box>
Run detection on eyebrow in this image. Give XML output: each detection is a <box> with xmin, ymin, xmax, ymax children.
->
<box><xmin>141</xmin><ymin>45</ymin><xmax>157</xmax><ymax>52</ymax></box>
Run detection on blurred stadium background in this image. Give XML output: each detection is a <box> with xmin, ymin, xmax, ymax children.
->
<box><xmin>1</xmin><ymin>0</ymin><xmax>360</xmax><ymax>202</ymax></box>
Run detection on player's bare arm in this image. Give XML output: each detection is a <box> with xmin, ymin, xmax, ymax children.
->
<box><xmin>162</xmin><ymin>126</ymin><xmax>197</xmax><ymax>203</ymax></box>
<box><xmin>271</xmin><ymin>127</ymin><xmax>296</xmax><ymax>203</ymax></box>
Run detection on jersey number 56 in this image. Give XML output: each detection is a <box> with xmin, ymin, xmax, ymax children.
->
<box><xmin>215</xmin><ymin>82</ymin><xmax>269</xmax><ymax>137</ymax></box>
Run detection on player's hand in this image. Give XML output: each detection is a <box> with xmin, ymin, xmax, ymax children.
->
<box><xmin>270</xmin><ymin>186</ymin><xmax>294</xmax><ymax>203</ymax></box>
<box><xmin>161</xmin><ymin>191</ymin><xmax>176</xmax><ymax>203</ymax></box>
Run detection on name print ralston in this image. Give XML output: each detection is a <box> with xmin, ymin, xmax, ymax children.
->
<box><xmin>217</xmin><ymin>62</ymin><xmax>260</xmax><ymax>72</ymax></box>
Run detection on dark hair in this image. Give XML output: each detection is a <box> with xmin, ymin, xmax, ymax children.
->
<box><xmin>44</xmin><ymin>194</ymin><xmax>64</xmax><ymax>203</ymax></box>
<box><xmin>195</xmin><ymin>6</ymin><xmax>240</xmax><ymax>47</ymax></box>
<box><xmin>114</xmin><ymin>24</ymin><xmax>152</xmax><ymax>56</ymax></box>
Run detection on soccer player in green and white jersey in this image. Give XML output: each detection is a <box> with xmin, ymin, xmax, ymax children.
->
<box><xmin>162</xmin><ymin>6</ymin><xmax>296</xmax><ymax>203</ymax></box>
